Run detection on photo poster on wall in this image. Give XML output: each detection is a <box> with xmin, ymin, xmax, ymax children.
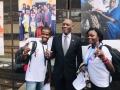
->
<box><xmin>18</xmin><ymin>0</ymin><xmax>56</xmax><ymax>47</ymax></box>
<box><xmin>80</xmin><ymin>0</ymin><xmax>120</xmax><ymax>58</ymax></box>
<box><xmin>81</xmin><ymin>0</ymin><xmax>120</xmax><ymax>40</ymax></box>
<box><xmin>0</xmin><ymin>1</ymin><xmax>4</xmax><ymax>55</ymax></box>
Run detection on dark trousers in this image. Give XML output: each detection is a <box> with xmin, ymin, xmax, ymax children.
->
<box><xmin>54</xmin><ymin>76</ymin><xmax>75</xmax><ymax>90</ymax></box>
<box><xmin>51</xmin><ymin>20</ymin><xmax>56</xmax><ymax>36</ymax></box>
<box><xmin>44</xmin><ymin>22</ymin><xmax>49</xmax><ymax>28</ymax></box>
<box><xmin>19</xmin><ymin>26</ymin><xmax>24</xmax><ymax>40</ymax></box>
<box><xmin>91</xmin><ymin>82</ymin><xmax>110</xmax><ymax>90</ymax></box>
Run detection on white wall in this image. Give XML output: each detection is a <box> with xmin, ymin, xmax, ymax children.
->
<box><xmin>32</xmin><ymin>0</ymin><xmax>49</xmax><ymax>5</ymax></box>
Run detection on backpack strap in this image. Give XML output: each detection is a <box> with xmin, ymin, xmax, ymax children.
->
<box><xmin>39</xmin><ymin>40</ymin><xmax>48</xmax><ymax>66</ymax></box>
<box><xmin>28</xmin><ymin>41</ymin><xmax>37</xmax><ymax>71</ymax></box>
<box><xmin>88</xmin><ymin>45</ymin><xmax>91</xmax><ymax>49</ymax></box>
<box><xmin>30</xmin><ymin>41</ymin><xmax>37</xmax><ymax>56</ymax></box>
<box><xmin>99</xmin><ymin>45</ymin><xmax>103</xmax><ymax>50</ymax></box>
<box><xmin>29</xmin><ymin>41</ymin><xmax>37</xmax><ymax>62</ymax></box>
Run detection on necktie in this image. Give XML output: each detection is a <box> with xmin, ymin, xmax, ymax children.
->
<box><xmin>63</xmin><ymin>36</ymin><xmax>68</xmax><ymax>55</ymax></box>
<box><xmin>45</xmin><ymin>12</ymin><xmax>48</xmax><ymax>22</ymax></box>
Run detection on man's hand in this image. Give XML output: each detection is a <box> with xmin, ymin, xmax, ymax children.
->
<box><xmin>80</xmin><ymin>66</ymin><xmax>86</xmax><ymax>73</ymax></box>
<box><xmin>47</xmin><ymin>77</ymin><xmax>51</xmax><ymax>84</ymax></box>
<box><xmin>23</xmin><ymin>42</ymin><xmax>31</xmax><ymax>55</ymax></box>
<box><xmin>94</xmin><ymin>44</ymin><xmax>105</xmax><ymax>61</ymax></box>
<box><xmin>45</xmin><ymin>49</ymin><xmax>52</xmax><ymax>58</ymax></box>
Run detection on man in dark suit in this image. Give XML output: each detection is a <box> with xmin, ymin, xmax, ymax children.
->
<box><xmin>42</xmin><ymin>5</ymin><xmax>51</xmax><ymax>28</ymax></box>
<box><xmin>47</xmin><ymin>19</ymin><xmax>83</xmax><ymax>90</ymax></box>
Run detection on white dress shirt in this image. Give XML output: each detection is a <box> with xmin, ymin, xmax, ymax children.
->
<box><xmin>62</xmin><ymin>33</ymin><xmax>71</xmax><ymax>50</ymax></box>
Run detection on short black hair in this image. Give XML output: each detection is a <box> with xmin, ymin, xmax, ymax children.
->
<box><xmin>23</xmin><ymin>3</ymin><xmax>26</xmax><ymax>5</ymax></box>
<box><xmin>86</xmin><ymin>28</ymin><xmax>103</xmax><ymax>42</ymax></box>
<box><xmin>42</xmin><ymin>27</ymin><xmax>51</xmax><ymax>35</ymax></box>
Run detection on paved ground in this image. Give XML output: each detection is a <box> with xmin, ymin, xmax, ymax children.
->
<box><xmin>19</xmin><ymin>83</ymin><xmax>55</xmax><ymax>90</ymax></box>
<box><xmin>18</xmin><ymin>81</ymin><xmax>120</xmax><ymax>90</ymax></box>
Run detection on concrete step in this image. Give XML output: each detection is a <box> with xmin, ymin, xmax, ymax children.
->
<box><xmin>18</xmin><ymin>83</ymin><xmax>55</xmax><ymax>90</ymax></box>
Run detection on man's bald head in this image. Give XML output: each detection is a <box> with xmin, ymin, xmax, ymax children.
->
<box><xmin>64</xmin><ymin>18</ymin><xmax>73</xmax><ymax>25</ymax></box>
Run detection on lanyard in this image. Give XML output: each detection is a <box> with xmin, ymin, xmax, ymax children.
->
<box><xmin>86</xmin><ymin>47</ymin><xmax>96</xmax><ymax>69</ymax></box>
<box><xmin>41</xmin><ymin>41</ymin><xmax>48</xmax><ymax>66</ymax></box>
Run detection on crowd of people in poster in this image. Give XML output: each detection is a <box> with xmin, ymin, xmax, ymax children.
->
<box><xmin>19</xmin><ymin>3</ymin><xmax>56</xmax><ymax>40</ymax></box>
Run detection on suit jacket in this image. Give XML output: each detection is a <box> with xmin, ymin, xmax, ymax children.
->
<box><xmin>42</xmin><ymin>11</ymin><xmax>51</xmax><ymax>26</ymax></box>
<box><xmin>51</xmin><ymin>34</ymin><xmax>83</xmax><ymax>81</ymax></box>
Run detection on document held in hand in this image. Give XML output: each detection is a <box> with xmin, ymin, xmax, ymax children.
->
<box><xmin>42</xmin><ymin>83</ymin><xmax>51</xmax><ymax>90</ymax></box>
<box><xmin>73</xmin><ymin>72</ymin><xmax>88</xmax><ymax>90</ymax></box>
